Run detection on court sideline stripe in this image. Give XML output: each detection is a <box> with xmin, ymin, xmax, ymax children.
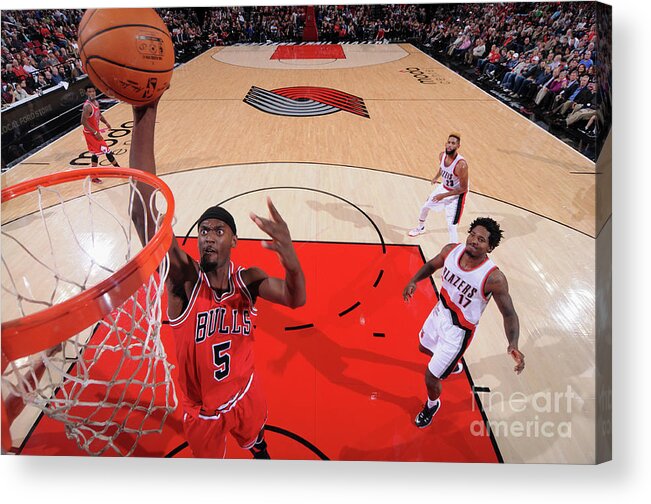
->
<box><xmin>463</xmin><ymin>364</ymin><xmax>504</xmax><ymax>463</ymax></box>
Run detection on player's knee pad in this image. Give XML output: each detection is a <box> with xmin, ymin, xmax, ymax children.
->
<box><xmin>249</xmin><ymin>435</ymin><xmax>270</xmax><ymax>459</ymax></box>
<box><xmin>91</xmin><ymin>154</ymin><xmax>99</xmax><ymax>165</ymax></box>
<box><xmin>106</xmin><ymin>152</ymin><xmax>116</xmax><ymax>163</ymax></box>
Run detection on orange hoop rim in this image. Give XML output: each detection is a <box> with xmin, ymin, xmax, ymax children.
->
<box><xmin>1</xmin><ymin>167</ymin><xmax>175</xmax><ymax>365</ymax></box>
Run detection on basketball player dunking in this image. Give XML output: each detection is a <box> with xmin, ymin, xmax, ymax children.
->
<box><xmin>81</xmin><ymin>84</ymin><xmax>119</xmax><ymax>183</ymax></box>
<box><xmin>409</xmin><ymin>133</ymin><xmax>468</xmax><ymax>241</ymax></box>
<box><xmin>129</xmin><ymin>98</ymin><xmax>306</xmax><ymax>459</ymax></box>
<box><xmin>403</xmin><ymin>217</ymin><xmax>525</xmax><ymax>427</ymax></box>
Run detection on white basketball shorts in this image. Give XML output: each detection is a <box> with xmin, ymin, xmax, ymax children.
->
<box><xmin>419</xmin><ymin>302</ymin><xmax>473</xmax><ymax>379</ymax></box>
<box><xmin>422</xmin><ymin>185</ymin><xmax>466</xmax><ymax>226</ymax></box>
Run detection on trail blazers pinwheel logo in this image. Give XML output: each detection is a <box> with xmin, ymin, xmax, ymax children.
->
<box><xmin>244</xmin><ymin>86</ymin><xmax>370</xmax><ymax>118</ymax></box>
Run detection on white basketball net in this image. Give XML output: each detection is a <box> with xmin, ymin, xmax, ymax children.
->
<box><xmin>1</xmin><ymin>175</ymin><xmax>177</xmax><ymax>456</ymax></box>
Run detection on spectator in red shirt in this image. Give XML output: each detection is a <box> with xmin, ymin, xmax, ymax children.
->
<box><xmin>39</xmin><ymin>24</ymin><xmax>51</xmax><ymax>39</ymax></box>
<box><xmin>476</xmin><ymin>44</ymin><xmax>500</xmax><ymax>74</ymax></box>
<box><xmin>10</xmin><ymin>59</ymin><xmax>29</xmax><ymax>81</ymax></box>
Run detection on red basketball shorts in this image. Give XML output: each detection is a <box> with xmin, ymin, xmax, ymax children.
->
<box><xmin>83</xmin><ymin>130</ymin><xmax>110</xmax><ymax>155</ymax></box>
<box><xmin>182</xmin><ymin>374</ymin><xmax>267</xmax><ymax>458</ymax></box>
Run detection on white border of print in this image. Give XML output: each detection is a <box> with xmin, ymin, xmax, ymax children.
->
<box><xmin>1</xmin><ymin>1</ymin><xmax>647</xmax><ymax>503</ymax></box>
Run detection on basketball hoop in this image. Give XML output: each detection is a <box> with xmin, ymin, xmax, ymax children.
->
<box><xmin>1</xmin><ymin>168</ymin><xmax>177</xmax><ymax>456</ymax></box>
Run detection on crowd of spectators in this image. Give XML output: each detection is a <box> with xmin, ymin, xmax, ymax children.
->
<box><xmin>419</xmin><ymin>2</ymin><xmax>602</xmax><ymax>141</ymax></box>
<box><xmin>2</xmin><ymin>4</ymin><xmax>607</xmax><ymax>149</ymax></box>
<box><xmin>158</xmin><ymin>6</ymin><xmax>307</xmax><ymax>51</ymax></box>
<box><xmin>315</xmin><ymin>5</ymin><xmax>428</xmax><ymax>43</ymax></box>
<box><xmin>1</xmin><ymin>9</ymin><xmax>85</xmax><ymax>108</ymax></box>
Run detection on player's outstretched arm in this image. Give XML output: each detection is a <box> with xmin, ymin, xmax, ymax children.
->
<box><xmin>486</xmin><ymin>269</ymin><xmax>525</xmax><ymax>374</ymax></box>
<box><xmin>247</xmin><ymin>198</ymin><xmax>306</xmax><ymax>309</ymax></box>
<box><xmin>403</xmin><ymin>243</ymin><xmax>456</xmax><ymax>301</ymax></box>
<box><xmin>129</xmin><ymin>100</ymin><xmax>198</xmax><ymax>311</ymax></box>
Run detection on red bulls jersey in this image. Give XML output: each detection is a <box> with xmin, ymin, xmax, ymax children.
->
<box><xmin>169</xmin><ymin>262</ymin><xmax>258</xmax><ymax>418</ymax></box>
<box><xmin>83</xmin><ymin>99</ymin><xmax>101</xmax><ymax>134</ymax></box>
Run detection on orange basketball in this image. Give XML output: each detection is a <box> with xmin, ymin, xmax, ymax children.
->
<box><xmin>78</xmin><ymin>8</ymin><xmax>174</xmax><ymax>105</ymax></box>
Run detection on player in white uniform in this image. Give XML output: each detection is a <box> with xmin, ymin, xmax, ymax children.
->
<box><xmin>403</xmin><ymin>217</ymin><xmax>525</xmax><ymax>427</ymax></box>
<box><xmin>408</xmin><ymin>133</ymin><xmax>469</xmax><ymax>242</ymax></box>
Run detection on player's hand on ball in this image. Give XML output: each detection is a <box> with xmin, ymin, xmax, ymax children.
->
<box><xmin>403</xmin><ymin>282</ymin><xmax>417</xmax><ymax>302</ymax></box>
<box><xmin>508</xmin><ymin>346</ymin><xmax>525</xmax><ymax>374</ymax></box>
<box><xmin>133</xmin><ymin>96</ymin><xmax>162</xmax><ymax>113</ymax></box>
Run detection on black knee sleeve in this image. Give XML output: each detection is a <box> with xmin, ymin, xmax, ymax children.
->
<box><xmin>91</xmin><ymin>154</ymin><xmax>98</xmax><ymax>164</ymax></box>
<box><xmin>249</xmin><ymin>428</ymin><xmax>270</xmax><ymax>459</ymax></box>
<box><xmin>106</xmin><ymin>152</ymin><xmax>116</xmax><ymax>164</ymax></box>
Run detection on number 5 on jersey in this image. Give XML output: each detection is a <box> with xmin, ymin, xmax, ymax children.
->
<box><xmin>212</xmin><ymin>340</ymin><xmax>231</xmax><ymax>381</ymax></box>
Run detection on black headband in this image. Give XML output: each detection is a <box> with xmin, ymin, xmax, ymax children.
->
<box><xmin>181</xmin><ymin>205</ymin><xmax>238</xmax><ymax>246</ymax></box>
<box><xmin>198</xmin><ymin>205</ymin><xmax>237</xmax><ymax>236</ymax></box>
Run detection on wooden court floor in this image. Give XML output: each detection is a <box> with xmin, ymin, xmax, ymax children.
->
<box><xmin>1</xmin><ymin>44</ymin><xmax>598</xmax><ymax>463</ymax></box>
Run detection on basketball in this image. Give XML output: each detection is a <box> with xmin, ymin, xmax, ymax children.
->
<box><xmin>78</xmin><ymin>9</ymin><xmax>174</xmax><ymax>105</ymax></box>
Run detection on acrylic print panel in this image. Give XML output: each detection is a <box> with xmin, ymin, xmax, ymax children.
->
<box><xmin>1</xmin><ymin>1</ymin><xmax>610</xmax><ymax>464</ymax></box>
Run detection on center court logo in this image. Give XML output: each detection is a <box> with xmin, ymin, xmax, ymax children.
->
<box><xmin>243</xmin><ymin>86</ymin><xmax>370</xmax><ymax>118</ymax></box>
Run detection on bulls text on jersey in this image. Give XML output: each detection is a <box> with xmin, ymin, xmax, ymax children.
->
<box><xmin>195</xmin><ymin>307</ymin><xmax>252</xmax><ymax>343</ymax></box>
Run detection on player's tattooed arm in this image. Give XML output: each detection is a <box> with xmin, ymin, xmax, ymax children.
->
<box><xmin>486</xmin><ymin>269</ymin><xmax>525</xmax><ymax>374</ymax></box>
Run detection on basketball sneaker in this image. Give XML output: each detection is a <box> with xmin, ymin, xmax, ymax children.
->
<box><xmin>91</xmin><ymin>177</ymin><xmax>103</xmax><ymax>184</ymax></box>
<box><xmin>408</xmin><ymin>225</ymin><xmax>425</xmax><ymax>237</ymax></box>
<box><xmin>415</xmin><ymin>399</ymin><xmax>440</xmax><ymax>428</ymax></box>
<box><xmin>451</xmin><ymin>361</ymin><xmax>464</xmax><ymax>374</ymax></box>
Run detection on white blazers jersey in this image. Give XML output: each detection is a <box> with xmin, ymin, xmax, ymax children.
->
<box><xmin>438</xmin><ymin>243</ymin><xmax>497</xmax><ymax>329</ymax></box>
<box><xmin>440</xmin><ymin>152</ymin><xmax>466</xmax><ymax>191</ymax></box>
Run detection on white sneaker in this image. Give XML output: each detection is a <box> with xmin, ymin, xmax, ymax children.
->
<box><xmin>408</xmin><ymin>226</ymin><xmax>425</xmax><ymax>237</ymax></box>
